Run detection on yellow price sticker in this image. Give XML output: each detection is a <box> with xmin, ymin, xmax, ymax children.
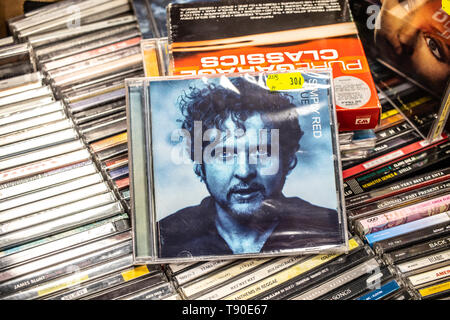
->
<box><xmin>121</xmin><ymin>265</ymin><xmax>150</xmax><ymax>282</ymax></box>
<box><xmin>266</xmin><ymin>72</ymin><xmax>304</xmax><ymax>91</ymax></box>
<box><xmin>443</xmin><ymin>0</ymin><xmax>450</xmax><ymax>15</ymax></box>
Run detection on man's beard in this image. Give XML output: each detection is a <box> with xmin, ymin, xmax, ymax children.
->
<box><xmin>215</xmin><ymin>182</ymin><xmax>282</xmax><ymax>229</ymax></box>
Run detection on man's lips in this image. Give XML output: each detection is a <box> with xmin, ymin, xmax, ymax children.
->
<box><xmin>229</xmin><ymin>187</ymin><xmax>264</xmax><ymax>201</ymax></box>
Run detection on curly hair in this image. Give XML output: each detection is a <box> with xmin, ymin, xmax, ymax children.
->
<box><xmin>178</xmin><ymin>77</ymin><xmax>304</xmax><ymax>176</ymax></box>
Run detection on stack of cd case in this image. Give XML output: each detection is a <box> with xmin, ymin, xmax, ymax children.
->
<box><xmin>0</xmin><ymin>0</ymin><xmax>181</xmax><ymax>300</ymax></box>
<box><xmin>8</xmin><ymin>0</ymin><xmax>134</xmax><ymax>43</ymax></box>
<box><xmin>340</xmin><ymin>61</ymin><xmax>450</xmax><ymax>299</ymax></box>
<box><xmin>344</xmin><ymin>148</ymin><xmax>450</xmax><ymax>300</ymax></box>
<box><xmin>0</xmin><ymin>6</ymin><xmax>168</xmax><ymax>298</ymax></box>
<box><xmin>345</xmin><ymin>162</ymin><xmax>450</xmax><ymax>300</ymax></box>
<box><xmin>0</xmin><ymin>42</ymin><xmax>36</xmax><ymax>80</ymax></box>
<box><xmin>0</xmin><ymin>64</ymin><xmax>146</xmax><ymax>299</ymax></box>
<box><xmin>8</xmin><ymin>0</ymin><xmax>148</xmax><ymax>210</ymax></box>
<box><xmin>163</xmin><ymin>235</ymin><xmax>411</xmax><ymax>300</ymax></box>
<box><xmin>7</xmin><ymin>0</ymin><xmax>143</xmax><ymax>98</ymax></box>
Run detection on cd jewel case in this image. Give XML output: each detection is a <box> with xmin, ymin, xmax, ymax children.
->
<box><xmin>126</xmin><ymin>70</ymin><xmax>348</xmax><ymax>264</ymax></box>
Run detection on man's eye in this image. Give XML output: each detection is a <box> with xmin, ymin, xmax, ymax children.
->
<box><xmin>425</xmin><ymin>36</ymin><xmax>445</xmax><ymax>62</ymax></box>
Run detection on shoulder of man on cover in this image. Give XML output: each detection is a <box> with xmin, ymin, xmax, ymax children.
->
<box><xmin>271</xmin><ymin>196</ymin><xmax>337</xmax><ymax>214</ymax></box>
<box><xmin>276</xmin><ymin>196</ymin><xmax>339</xmax><ymax>226</ymax></box>
<box><xmin>158</xmin><ymin>197</ymin><xmax>213</xmax><ymax>231</ymax></box>
<box><xmin>160</xmin><ymin>196</ymin><xmax>337</xmax><ymax>225</ymax></box>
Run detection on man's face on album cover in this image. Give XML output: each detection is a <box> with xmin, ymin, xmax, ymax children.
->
<box><xmin>376</xmin><ymin>0</ymin><xmax>450</xmax><ymax>92</ymax></box>
<box><xmin>200</xmin><ymin>113</ymin><xmax>286</xmax><ymax>221</ymax></box>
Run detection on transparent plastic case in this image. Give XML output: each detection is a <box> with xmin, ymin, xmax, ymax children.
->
<box><xmin>126</xmin><ymin>70</ymin><xmax>348</xmax><ymax>264</ymax></box>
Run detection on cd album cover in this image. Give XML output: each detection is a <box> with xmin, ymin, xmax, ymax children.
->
<box><xmin>167</xmin><ymin>0</ymin><xmax>381</xmax><ymax>131</ymax></box>
<box><xmin>127</xmin><ymin>71</ymin><xmax>348</xmax><ymax>263</ymax></box>
<box><xmin>350</xmin><ymin>0</ymin><xmax>449</xmax><ymax>97</ymax></box>
<box><xmin>350</xmin><ymin>0</ymin><xmax>450</xmax><ymax>140</ymax></box>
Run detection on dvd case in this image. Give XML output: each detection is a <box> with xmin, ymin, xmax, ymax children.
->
<box><xmin>126</xmin><ymin>70</ymin><xmax>347</xmax><ymax>264</ymax></box>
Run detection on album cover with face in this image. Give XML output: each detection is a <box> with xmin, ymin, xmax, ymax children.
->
<box><xmin>126</xmin><ymin>71</ymin><xmax>347</xmax><ymax>263</ymax></box>
<box><xmin>350</xmin><ymin>0</ymin><xmax>450</xmax><ymax>140</ymax></box>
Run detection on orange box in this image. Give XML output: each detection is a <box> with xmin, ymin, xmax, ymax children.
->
<box><xmin>167</xmin><ymin>0</ymin><xmax>381</xmax><ymax>131</ymax></box>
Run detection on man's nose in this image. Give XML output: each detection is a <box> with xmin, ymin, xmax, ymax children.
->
<box><xmin>233</xmin><ymin>152</ymin><xmax>256</xmax><ymax>180</ymax></box>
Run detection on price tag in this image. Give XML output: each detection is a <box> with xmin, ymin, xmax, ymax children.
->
<box><xmin>266</xmin><ymin>72</ymin><xmax>304</xmax><ymax>91</ymax></box>
<box><xmin>121</xmin><ymin>265</ymin><xmax>150</xmax><ymax>281</ymax></box>
<box><xmin>443</xmin><ymin>0</ymin><xmax>450</xmax><ymax>15</ymax></box>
